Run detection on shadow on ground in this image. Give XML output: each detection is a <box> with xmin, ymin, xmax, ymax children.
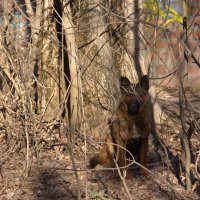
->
<box><xmin>32</xmin><ymin>167</ymin><xmax>76</xmax><ymax>200</ymax></box>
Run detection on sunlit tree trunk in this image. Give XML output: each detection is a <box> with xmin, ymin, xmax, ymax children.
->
<box><xmin>63</xmin><ymin>3</ymin><xmax>80</xmax><ymax>128</ymax></box>
<box><xmin>38</xmin><ymin>0</ymin><xmax>60</xmax><ymax>119</ymax></box>
<box><xmin>122</xmin><ymin>0</ymin><xmax>148</xmax><ymax>81</ymax></box>
<box><xmin>0</xmin><ymin>0</ymin><xmax>9</xmax><ymax>92</ymax></box>
<box><xmin>86</xmin><ymin>0</ymin><xmax>120</xmax><ymax>110</ymax></box>
<box><xmin>24</xmin><ymin>0</ymin><xmax>43</xmax><ymax>110</ymax></box>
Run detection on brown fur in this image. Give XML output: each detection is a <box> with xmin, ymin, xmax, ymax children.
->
<box><xmin>89</xmin><ymin>75</ymin><xmax>150</xmax><ymax>176</ymax></box>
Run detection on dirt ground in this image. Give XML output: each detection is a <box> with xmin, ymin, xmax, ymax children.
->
<box><xmin>0</xmin><ymin>87</ymin><xmax>200</xmax><ymax>200</ymax></box>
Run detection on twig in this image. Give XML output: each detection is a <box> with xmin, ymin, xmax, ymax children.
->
<box><xmin>22</xmin><ymin>95</ymin><xmax>30</xmax><ymax>180</ymax></box>
<box><xmin>195</xmin><ymin>150</ymin><xmax>200</xmax><ymax>179</ymax></box>
<box><xmin>113</xmin><ymin>159</ymin><xmax>132</xmax><ymax>200</ymax></box>
<box><xmin>64</xmin><ymin>129</ymin><xmax>81</xmax><ymax>200</ymax></box>
<box><xmin>179</xmin><ymin>8</ymin><xmax>192</xmax><ymax>191</ymax></box>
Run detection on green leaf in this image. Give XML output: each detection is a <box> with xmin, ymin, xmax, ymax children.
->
<box><xmin>90</xmin><ymin>191</ymin><xmax>101</xmax><ymax>198</ymax></box>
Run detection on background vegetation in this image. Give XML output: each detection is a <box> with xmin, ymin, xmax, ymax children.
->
<box><xmin>0</xmin><ymin>0</ymin><xmax>199</xmax><ymax>199</ymax></box>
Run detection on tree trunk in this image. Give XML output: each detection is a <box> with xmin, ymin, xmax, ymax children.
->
<box><xmin>63</xmin><ymin>2</ymin><xmax>80</xmax><ymax>128</ymax></box>
<box><xmin>24</xmin><ymin>0</ymin><xmax>43</xmax><ymax>111</ymax></box>
<box><xmin>122</xmin><ymin>0</ymin><xmax>148</xmax><ymax>81</ymax></box>
<box><xmin>38</xmin><ymin>0</ymin><xmax>60</xmax><ymax>119</ymax></box>
<box><xmin>87</xmin><ymin>0</ymin><xmax>120</xmax><ymax>109</ymax></box>
<box><xmin>179</xmin><ymin>0</ymin><xmax>191</xmax><ymax>191</ymax></box>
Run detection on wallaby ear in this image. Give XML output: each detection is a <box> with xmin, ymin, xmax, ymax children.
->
<box><xmin>120</xmin><ymin>76</ymin><xmax>130</xmax><ymax>88</ymax></box>
<box><xmin>140</xmin><ymin>75</ymin><xmax>149</xmax><ymax>91</ymax></box>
